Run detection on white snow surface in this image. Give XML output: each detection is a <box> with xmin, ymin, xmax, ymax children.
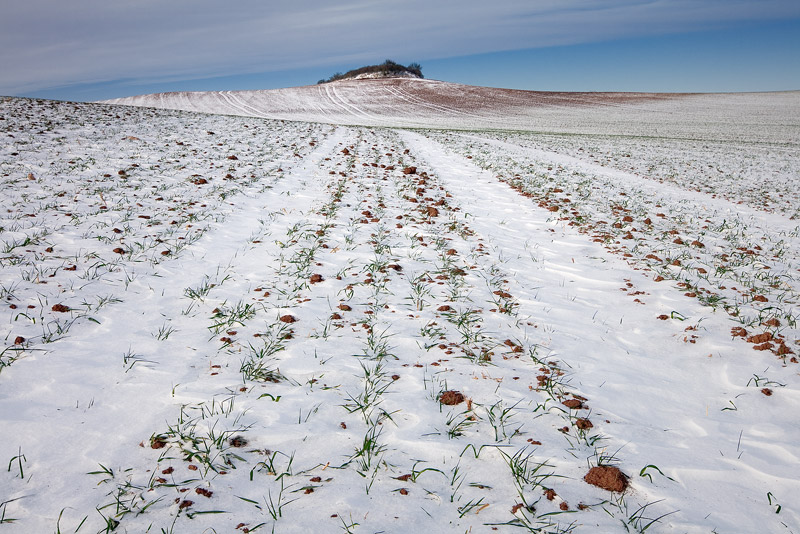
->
<box><xmin>101</xmin><ymin>78</ymin><xmax>800</xmax><ymax>144</ymax></box>
<box><xmin>1</xmin><ymin>88</ymin><xmax>799</xmax><ymax>534</ymax></box>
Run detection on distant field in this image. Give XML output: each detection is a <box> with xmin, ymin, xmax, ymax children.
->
<box><xmin>1</xmin><ymin>87</ymin><xmax>798</xmax><ymax>533</ymax></box>
<box><xmin>102</xmin><ymin>78</ymin><xmax>800</xmax><ymax>143</ymax></box>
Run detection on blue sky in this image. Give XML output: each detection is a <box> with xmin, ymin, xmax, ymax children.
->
<box><xmin>2</xmin><ymin>1</ymin><xmax>798</xmax><ymax>101</ymax></box>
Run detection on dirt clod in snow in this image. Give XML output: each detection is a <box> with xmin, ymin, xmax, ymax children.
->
<box><xmin>562</xmin><ymin>399</ymin><xmax>583</xmax><ymax>409</ymax></box>
<box><xmin>747</xmin><ymin>333</ymin><xmax>772</xmax><ymax>344</ymax></box>
<box><xmin>439</xmin><ymin>390</ymin><xmax>466</xmax><ymax>405</ymax></box>
<box><xmin>584</xmin><ymin>466</ymin><xmax>628</xmax><ymax>493</ymax></box>
<box><xmin>575</xmin><ymin>418</ymin><xmax>593</xmax><ymax>430</ymax></box>
<box><xmin>51</xmin><ymin>304</ymin><xmax>71</xmax><ymax>313</ymax></box>
<box><xmin>279</xmin><ymin>315</ymin><xmax>297</xmax><ymax>323</ymax></box>
<box><xmin>229</xmin><ymin>436</ymin><xmax>248</xmax><ymax>447</ymax></box>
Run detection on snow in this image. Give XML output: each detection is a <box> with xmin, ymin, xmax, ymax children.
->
<box><xmin>101</xmin><ymin>79</ymin><xmax>800</xmax><ymax>144</ymax></box>
<box><xmin>1</xmin><ymin>88</ymin><xmax>799</xmax><ymax>534</ymax></box>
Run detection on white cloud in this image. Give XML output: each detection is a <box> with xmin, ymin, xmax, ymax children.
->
<box><xmin>1</xmin><ymin>0</ymin><xmax>798</xmax><ymax>94</ymax></box>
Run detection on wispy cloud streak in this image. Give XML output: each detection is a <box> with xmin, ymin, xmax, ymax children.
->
<box><xmin>1</xmin><ymin>0</ymin><xmax>798</xmax><ymax>94</ymax></box>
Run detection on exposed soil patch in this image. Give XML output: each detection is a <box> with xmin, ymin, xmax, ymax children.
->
<box><xmin>575</xmin><ymin>418</ymin><xmax>593</xmax><ymax>430</ymax></box>
<box><xmin>584</xmin><ymin>466</ymin><xmax>628</xmax><ymax>493</ymax></box>
<box><xmin>747</xmin><ymin>333</ymin><xmax>772</xmax><ymax>344</ymax></box>
<box><xmin>229</xmin><ymin>436</ymin><xmax>248</xmax><ymax>447</ymax></box>
<box><xmin>562</xmin><ymin>399</ymin><xmax>583</xmax><ymax>409</ymax></box>
<box><xmin>439</xmin><ymin>390</ymin><xmax>466</xmax><ymax>405</ymax></box>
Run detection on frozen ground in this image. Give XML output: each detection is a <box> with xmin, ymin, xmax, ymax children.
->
<box><xmin>1</xmin><ymin>89</ymin><xmax>799</xmax><ymax>534</ymax></box>
<box><xmin>102</xmin><ymin>78</ymin><xmax>800</xmax><ymax>144</ymax></box>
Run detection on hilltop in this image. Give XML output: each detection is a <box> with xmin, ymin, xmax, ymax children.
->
<box><xmin>317</xmin><ymin>59</ymin><xmax>423</xmax><ymax>83</ymax></box>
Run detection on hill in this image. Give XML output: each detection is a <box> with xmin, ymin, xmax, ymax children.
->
<box><xmin>100</xmin><ymin>79</ymin><xmax>800</xmax><ymax>143</ymax></box>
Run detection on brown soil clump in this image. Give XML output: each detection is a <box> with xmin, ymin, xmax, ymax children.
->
<box><xmin>584</xmin><ymin>466</ymin><xmax>628</xmax><ymax>493</ymax></box>
<box><xmin>747</xmin><ymin>332</ymin><xmax>772</xmax><ymax>344</ymax></box>
<box><xmin>279</xmin><ymin>315</ymin><xmax>297</xmax><ymax>323</ymax></box>
<box><xmin>439</xmin><ymin>390</ymin><xmax>466</xmax><ymax>405</ymax></box>
<box><xmin>229</xmin><ymin>436</ymin><xmax>248</xmax><ymax>447</ymax></box>
<box><xmin>51</xmin><ymin>304</ymin><xmax>71</xmax><ymax>313</ymax></box>
<box><xmin>575</xmin><ymin>418</ymin><xmax>593</xmax><ymax>430</ymax></box>
<box><xmin>731</xmin><ymin>327</ymin><xmax>747</xmax><ymax>337</ymax></box>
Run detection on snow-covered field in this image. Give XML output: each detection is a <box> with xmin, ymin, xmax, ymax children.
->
<box><xmin>102</xmin><ymin>78</ymin><xmax>800</xmax><ymax>144</ymax></box>
<box><xmin>1</xmin><ymin>87</ymin><xmax>799</xmax><ymax>534</ymax></box>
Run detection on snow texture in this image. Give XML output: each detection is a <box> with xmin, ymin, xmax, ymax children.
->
<box><xmin>1</xmin><ymin>85</ymin><xmax>799</xmax><ymax>534</ymax></box>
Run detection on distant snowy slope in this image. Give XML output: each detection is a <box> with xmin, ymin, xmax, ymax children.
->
<box><xmin>100</xmin><ymin>78</ymin><xmax>800</xmax><ymax>143</ymax></box>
